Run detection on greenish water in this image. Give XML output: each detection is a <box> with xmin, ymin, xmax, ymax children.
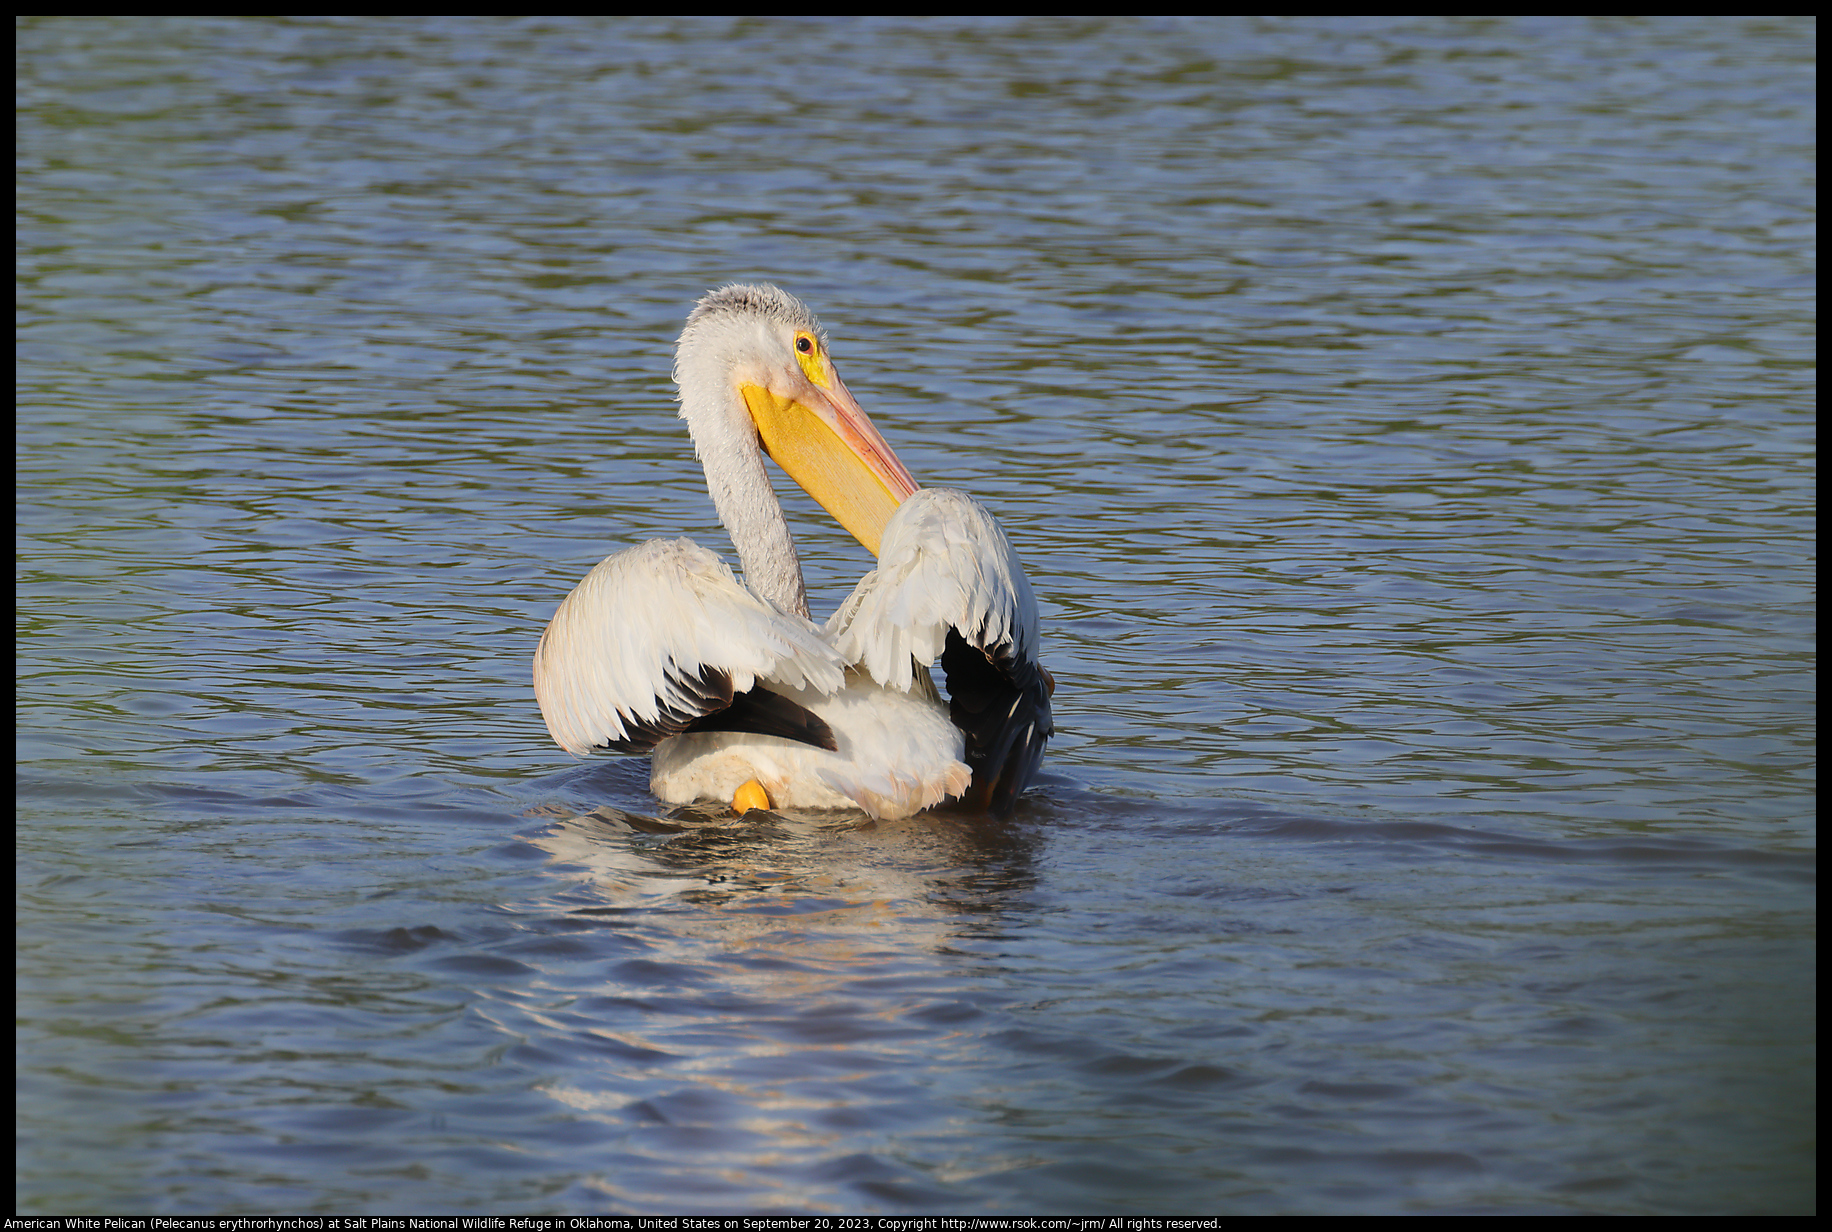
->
<box><xmin>17</xmin><ymin>16</ymin><xmax>1813</xmax><ymax>1215</ymax></box>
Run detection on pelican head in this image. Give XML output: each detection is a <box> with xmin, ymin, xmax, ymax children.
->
<box><xmin>674</xmin><ymin>284</ymin><xmax>920</xmax><ymax>557</ymax></box>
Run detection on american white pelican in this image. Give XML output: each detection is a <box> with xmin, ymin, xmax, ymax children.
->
<box><xmin>533</xmin><ymin>283</ymin><xmax>1053</xmax><ymax>820</ymax></box>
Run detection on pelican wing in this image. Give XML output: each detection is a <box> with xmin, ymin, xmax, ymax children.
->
<box><xmin>534</xmin><ymin>538</ymin><xmax>847</xmax><ymax>757</ymax></box>
<box><xmin>827</xmin><ymin>488</ymin><xmax>1053</xmax><ymax>814</ymax></box>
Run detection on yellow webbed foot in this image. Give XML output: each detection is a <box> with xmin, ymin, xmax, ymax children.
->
<box><xmin>731</xmin><ymin>779</ymin><xmax>771</xmax><ymax>815</ymax></box>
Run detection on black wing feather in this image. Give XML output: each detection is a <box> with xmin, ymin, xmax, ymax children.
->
<box><xmin>940</xmin><ymin>628</ymin><xmax>1054</xmax><ymax>817</ymax></box>
<box><xmin>682</xmin><ymin>685</ymin><xmax>837</xmax><ymax>750</ymax></box>
<box><xmin>596</xmin><ymin>666</ymin><xmax>836</xmax><ymax>755</ymax></box>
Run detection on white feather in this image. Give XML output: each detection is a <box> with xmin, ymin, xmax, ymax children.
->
<box><xmin>533</xmin><ymin>539</ymin><xmax>843</xmax><ymax>757</ymax></box>
<box><xmin>827</xmin><ymin>488</ymin><xmax>1039</xmax><ymax>690</ymax></box>
<box><xmin>651</xmin><ymin>673</ymin><xmax>969</xmax><ymax>819</ymax></box>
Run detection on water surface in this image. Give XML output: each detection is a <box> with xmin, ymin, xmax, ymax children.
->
<box><xmin>16</xmin><ymin>16</ymin><xmax>1815</xmax><ymax>1215</ymax></box>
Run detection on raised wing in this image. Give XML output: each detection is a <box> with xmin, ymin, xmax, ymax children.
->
<box><xmin>534</xmin><ymin>538</ymin><xmax>847</xmax><ymax>757</ymax></box>
<box><xmin>826</xmin><ymin>488</ymin><xmax>1053</xmax><ymax>815</ymax></box>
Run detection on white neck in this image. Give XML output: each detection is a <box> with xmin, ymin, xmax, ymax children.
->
<box><xmin>680</xmin><ymin>374</ymin><xmax>809</xmax><ymax>619</ymax></box>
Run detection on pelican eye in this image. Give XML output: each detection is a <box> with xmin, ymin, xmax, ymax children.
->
<box><xmin>792</xmin><ymin>333</ymin><xmax>829</xmax><ymax>387</ymax></box>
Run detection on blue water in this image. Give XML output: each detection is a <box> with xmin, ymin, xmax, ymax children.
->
<box><xmin>16</xmin><ymin>16</ymin><xmax>1814</xmax><ymax>1215</ymax></box>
